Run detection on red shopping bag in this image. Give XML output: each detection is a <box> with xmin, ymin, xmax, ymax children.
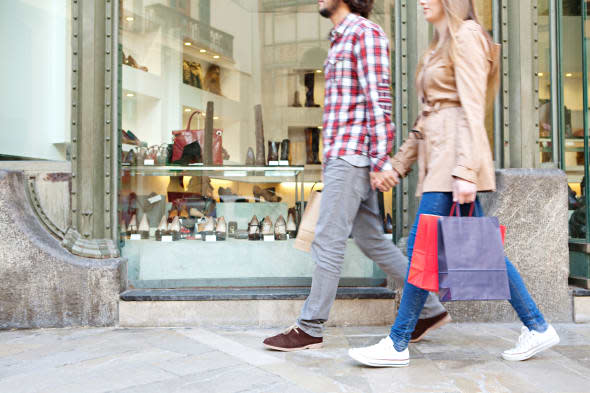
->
<box><xmin>408</xmin><ymin>214</ymin><xmax>441</xmax><ymax>292</ymax></box>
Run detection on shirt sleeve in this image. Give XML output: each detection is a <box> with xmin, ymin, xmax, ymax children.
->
<box><xmin>354</xmin><ymin>28</ymin><xmax>394</xmax><ymax>172</ymax></box>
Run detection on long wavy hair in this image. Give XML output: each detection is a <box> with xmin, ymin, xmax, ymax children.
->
<box><xmin>343</xmin><ymin>0</ymin><xmax>375</xmax><ymax>18</ymax></box>
<box><xmin>417</xmin><ymin>0</ymin><xmax>500</xmax><ymax>107</ymax></box>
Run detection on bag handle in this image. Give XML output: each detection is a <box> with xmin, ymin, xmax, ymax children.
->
<box><xmin>185</xmin><ymin>111</ymin><xmax>202</xmax><ymax>131</ymax></box>
<box><xmin>449</xmin><ymin>202</ymin><xmax>475</xmax><ymax>217</ymax></box>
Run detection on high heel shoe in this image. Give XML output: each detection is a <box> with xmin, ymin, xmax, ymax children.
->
<box><xmin>248</xmin><ymin>216</ymin><xmax>260</xmax><ymax>240</ymax></box>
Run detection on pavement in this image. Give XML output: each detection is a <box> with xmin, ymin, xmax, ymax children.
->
<box><xmin>1</xmin><ymin>323</ymin><xmax>589</xmax><ymax>393</ymax></box>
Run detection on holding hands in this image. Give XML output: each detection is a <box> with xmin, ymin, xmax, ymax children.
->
<box><xmin>370</xmin><ymin>170</ymin><xmax>400</xmax><ymax>192</ymax></box>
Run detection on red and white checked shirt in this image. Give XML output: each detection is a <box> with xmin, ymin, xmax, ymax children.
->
<box><xmin>322</xmin><ymin>13</ymin><xmax>395</xmax><ymax>172</ymax></box>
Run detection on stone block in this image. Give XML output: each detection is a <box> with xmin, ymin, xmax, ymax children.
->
<box><xmin>574</xmin><ymin>297</ymin><xmax>590</xmax><ymax>323</ymax></box>
<box><xmin>0</xmin><ymin>170</ymin><xmax>125</xmax><ymax>329</ymax></box>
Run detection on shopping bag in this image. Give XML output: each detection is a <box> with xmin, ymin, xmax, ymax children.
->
<box><xmin>408</xmin><ymin>214</ymin><xmax>440</xmax><ymax>292</ymax></box>
<box><xmin>437</xmin><ymin>203</ymin><xmax>510</xmax><ymax>302</ymax></box>
<box><xmin>172</xmin><ymin>111</ymin><xmax>223</xmax><ymax>164</ymax></box>
<box><xmin>294</xmin><ymin>189</ymin><xmax>322</xmax><ymax>252</ymax></box>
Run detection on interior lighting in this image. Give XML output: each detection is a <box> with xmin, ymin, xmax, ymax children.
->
<box><xmin>538</xmin><ymin>72</ymin><xmax>544</xmax><ymax>77</ymax></box>
<box><xmin>184</xmin><ymin>108</ymin><xmax>191</xmax><ymax>112</ymax></box>
<box><xmin>126</xmin><ymin>93</ymin><xmax>134</xmax><ymax>97</ymax></box>
<box><xmin>200</xmin><ymin>49</ymin><xmax>207</xmax><ymax>53</ymax></box>
<box><xmin>213</xmin><ymin>116</ymin><xmax>220</xmax><ymax>120</ymax></box>
<box><xmin>126</xmin><ymin>16</ymin><xmax>134</xmax><ymax>22</ymax></box>
<box><xmin>566</xmin><ymin>73</ymin><xmax>573</xmax><ymax>77</ymax></box>
<box><xmin>184</xmin><ymin>42</ymin><xmax>192</xmax><ymax>46</ymax></box>
<box><xmin>316</xmin><ymin>69</ymin><xmax>322</xmax><ymax>73</ymax></box>
<box><xmin>213</xmin><ymin>55</ymin><xmax>220</xmax><ymax>59</ymax></box>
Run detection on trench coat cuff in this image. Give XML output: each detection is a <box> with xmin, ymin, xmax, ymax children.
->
<box><xmin>451</xmin><ymin>165</ymin><xmax>477</xmax><ymax>184</ymax></box>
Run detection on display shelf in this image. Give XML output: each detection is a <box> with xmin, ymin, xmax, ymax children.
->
<box><xmin>121</xmin><ymin>165</ymin><xmax>304</xmax><ymax>182</ymax></box>
<box><xmin>180</xmin><ymin>84</ymin><xmax>242</xmax><ymax>121</ymax></box>
<box><xmin>122</xmin><ymin>65</ymin><xmax>163</xmax><ymax>98</ymax></box>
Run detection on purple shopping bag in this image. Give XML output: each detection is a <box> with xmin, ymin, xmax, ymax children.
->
<box><xmin>437</xmin><ymin>203</ymin><xmax>510</xmax><ymax>302</ymax></box>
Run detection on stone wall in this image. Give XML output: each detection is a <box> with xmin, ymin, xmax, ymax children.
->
<box><xmin>0</xmin><ymin>170</ymin><xmax>125</xmax><ymax>329</ymax></box>
<box><xmin>394</xmin><ymin>169</ymin><xmax>572</xmax><ymax>323</ymax></box>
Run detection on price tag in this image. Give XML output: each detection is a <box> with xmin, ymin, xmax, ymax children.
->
<box><xmin>264</xmin><ymin>235</ymin><xmax>275</xmax><ymax>242</ymax></box>
<box><xmin>147</xmin><ymin>194</ymin><xmax>162</xmax><ymax>204</ymax></box>
<box><xmin>144</xmin><ymin>159</ymin><xmax>155</xmax><ymax>165</ymax></box>
<box><xmin>205</xmin><ymin>235</ymin><xmax>217</xmax><ymax>242</ymax></box>
<box><xmin>130</xmin><ymin>234</ymin><xmax>141</xmax><ymax>240</ymax></box>
<box><xmin>268</xmin><ymin>160</ymin><xmax>279</xmax><ymax>166</ymax></box>
<box><xmin>278</xmin><ymin>160</ymin><xmax>290</xmax><ymax>166</ymax></box>
<box><xmin>161</xmin><ymin>236</ymin><xmax>173</xmax><ymax>242</ymax></box>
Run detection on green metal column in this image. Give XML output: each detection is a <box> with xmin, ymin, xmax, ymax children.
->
<box><xmin>66</xmin><ymin>0</ymin><xmax>119</xmax><ymax>258</ymax></box>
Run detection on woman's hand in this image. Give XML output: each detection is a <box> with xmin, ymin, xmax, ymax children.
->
<box><xmin>452</xmin><ymin>178</ymin><xmax>477</xmax><ymax>204</ymax></box>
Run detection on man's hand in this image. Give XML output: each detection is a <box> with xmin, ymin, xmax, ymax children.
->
<box><xmin>452</xmin><ymin>178</ymin><xmax>477</xmax><ymax>204</ymax></box>
<box><xmin>370</xmin><ymin>170</ymin><xmax>400</xmax><ymax>192</ymax></box>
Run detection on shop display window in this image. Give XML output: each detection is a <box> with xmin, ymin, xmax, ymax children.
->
<box><xmin>118</xmin><ymin>0</ymin><xmax>395</xmax><ymax>288</ymax></box>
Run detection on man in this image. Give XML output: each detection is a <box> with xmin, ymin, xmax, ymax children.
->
<box><xmin>263</xmin><ymin>0</ymin><xmax>449</xmax><ymax>351</ymax></box>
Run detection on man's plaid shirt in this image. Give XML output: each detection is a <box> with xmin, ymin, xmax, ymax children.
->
<box><xmin>322</xmin><ymin>13</ymin><xmax>394</xmax><ymax>172</ymax></box>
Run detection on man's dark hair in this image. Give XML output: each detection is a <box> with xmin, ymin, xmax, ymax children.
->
<box><xmin>343</xmin><ymin>0</ymin><xmax>374</xmax><ymax>18</ymax></box>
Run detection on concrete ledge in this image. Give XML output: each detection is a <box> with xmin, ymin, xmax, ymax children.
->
<box><xmin>0</xmin><ymin>170</ymin><xmax>125</xmax><ymax>329</ymax></box>
<box><xmin>574</xmin><ymin>297</ymin><xmax>590</xmax><ymax>323</ymax></box>
<box><xmin>447</xmin><ymin>169</ymin><xmax>571</xmax><ymax>322</ymax></box>
<box><xmin>119</xmin><ymin>298</ymin><xmax>396</xmax><ymax>328</ymax></box>
<box><xmin>120</xmin><ymin>287</ymin><xmax>395</xmax><ymax>301</ymax></box>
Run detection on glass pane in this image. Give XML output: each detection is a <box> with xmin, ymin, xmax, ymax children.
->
<box><xmin>538</xmin><ymin>0</ymin><xmax>554</xmax><ymax>164</ymax></box>
<box><xmin>561</xmin><ymin>0</ymin><xmax>587</xmax><ymax>240</ymax></box>
<box><xmin>119</xmin><ymin>0</ymin><xmax>394</xmax><ymax>288</ymax></box>
<box><xmin>474</xmin><ymin>0</ymin><xmax>495</xmax><ymax>157</ymax></box>
<box><xmin>0</xmin><ymin>1</ymin><xmax>71</xmax><ymax>160</ymax></box>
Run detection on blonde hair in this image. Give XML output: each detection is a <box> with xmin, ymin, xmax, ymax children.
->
<box><xmin>417</xmin><ymin>0</ymin><xmax>500</xmax><ymax>108</ymax></box>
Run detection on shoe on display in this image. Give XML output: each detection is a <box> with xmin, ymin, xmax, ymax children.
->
<box><xmin>173</xmin><ymin>140</ymin><xmax>202</xmax><ymax>166</ymax></box>
<box><xmin>138</xmin><ymin>214</ymin><xmax>150</xmax><ymax>239</ymax></box>
<box><xmin>267</xmin><ymin>141</ymin><xmax>280</xmax><ymax>163</ymax></box>
<box><xmin>287</xmin><ymin>209</ymin><xmax>297</xmax><ymax>238</ymax></box>
<box><xmin>228</xmin><ymin>221</ymin><xmax>238</xmax><ymax>238</ymax></box>
<box><xmin>155</xmin><ymin>215</ymin><xmax>168</xmax><ymax>241</ymax></box>
<box><xmin>179</xmin><ymin>206</ymin><xmax>189</xmax><ymax>219</ymax></box>
<box><xmin>280</xmin><ymin>139</ymin><xmax>290</xmax><ymax>163</ymax></box>
<box><xmin>189</xmin><ymin>207</ymin><xmax>204</xmax><ymax>218</ymax></box>
<box><xmin>410</xmin><ymin>311</ymin><xmax>451</xmax><ymax>343</ymax></box>
<box><xmin>261</xmin><ymin>216</ymin><xmax>273</xmax><ymax>237</ymax></box>
<box><xmin>263</xmin><ymin>325</ymin><xmax>323</xmax><ymax>352</ymax></box>
<box><xmin>170</xmin><ymin>216</ymin><xmax>181</xmax><ymax>241</ymax></box>
<box><xmin>127</xmin><ymin>214</ymin><xmax>138</xmax><ymax>234</ymax></box>
<box><xmin>182</xmin><ymin>60</ymin><xmax>191</xmax><ymax>85</ymax></box>
<box><xmin>168</xmin><ymin>209</ymin><xmax>178</xmax><ymax>222</ymax></box>
<box><xmin>502</xmin><ymin>325</ymin><xmax>560</xmax><ymax>361</ymax></box>
<box><xmin>246</xmin><ymin>147</ymin><xmax>256</xmax><ymax>166</ymax></box>
<box><xmin>274</xmin><ymin>215</ymin><xmax>288</xmax><ymax>240</ymax></box>
<box><xmin>348</xmin><ymin>336</ymin><xmax>410</xmax><ymax>368</ymax></box>
<box><xmin>253</xmin><ymin>185</ymin><xmax>282</xmax><ymax>203</ymax></box>
<box><xmin>215</xmin><ymin>216</ymin><xmax>227</xmax><ymax>241</ymax></box>
<box><xmin>248</xmin><ymin>216</ymin><xmax>261</xmax><ymax>240</ymax></box>
<box><xmin>219</xmin><ymin>187</ymin><xmax>237</xmax><ymax>203</ymax></box>
<box><xmin>200</xmin><ymin>217</ymin><xmax>216</xmax><ymax>240</ymax></box>
<box><xmin>384</xmin><ymin>213</ymin><xmax>393</xmax><ymax>234</ymax></box>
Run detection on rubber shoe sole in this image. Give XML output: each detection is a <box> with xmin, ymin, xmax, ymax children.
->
<box><xmin>348</xmin><ymin>349</ymin><xmax>409</xmax><ymax>368</ymax></box>
<box><xmin>263</xmin><ymin>342</ymin><xmax>323</xmax><ymax>352</ymax></box>
<box><xmin>410</xmin><ymin>313</ymin><xmax>452</xmax><ymax>343</ymax></box>
<box><xmin>502</xmin><ymin>335</ymin><xmax>560</xmax><ymax>361</ymax></box>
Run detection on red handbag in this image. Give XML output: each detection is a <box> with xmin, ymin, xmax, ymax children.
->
<box><xmin>172</xmin><ymin>111</ymin><xmax>223</xmax><ymax>164</ymax></box>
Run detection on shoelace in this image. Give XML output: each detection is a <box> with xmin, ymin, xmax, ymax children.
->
<box><xmin>514</xmin><ymin>327</ymin><xmax>536</xmax><ymax>350</ymax></box>
<box><xmin>283</xmin><ymin>325</ymin><xmax>300</xmax><ymax>335</ymax></box>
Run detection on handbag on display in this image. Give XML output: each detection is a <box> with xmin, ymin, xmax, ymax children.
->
<box><xmin>294</xmin><ymin>186</ymin><xmax>322</xmax><ymax>252</ymax></box>
<box><xmin>437</xmin><ymin>203</ymin><xmax>510</xmax><ymax>302</ymax></box>
<box><xmin>172</xmin><ymin>111</ymin><xmax>224</xmax><ymax>164</ymax></box>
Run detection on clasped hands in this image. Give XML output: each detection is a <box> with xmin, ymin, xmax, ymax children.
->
<box><xmin>370</xmin><ymin>170</ymin><xmax>400</xmax><ymax>192</ymax></box>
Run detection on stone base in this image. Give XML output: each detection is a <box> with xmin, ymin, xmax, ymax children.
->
<box><xmin>119</xmin><ymin>298</ymin><xmax>396</xmax><ymax>328</ymax></box>
<box><xmin>0</xmin><ymin>170</ymin><xmax>125</xmax><ymax>329</ymax></box>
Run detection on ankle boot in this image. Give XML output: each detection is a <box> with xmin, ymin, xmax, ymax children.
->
<box><xmin>280</xmin><ymin>139</ymin><xmax>290</xmax><ymax>163</ymax></box>
<box><xmin>311</xmin><ymin>127</ymin><xmax>321</xmax><ymax>164</ymax></box>
<box><xmin>268</xmin><ymin>141</ymin><xmax>279</xmax><ymax>163</ymax></box>
<box><xmin>304</xmin><ymin>128</ymin><xmax>314</xmax><ymax>165</ymax></box>
<box><xmin>287</xmin><ymin>208</ymin><xmax>297</xmax><ymax>238</ymax></box>
<box><xmin>274</xmin><ymin>215</ymin><xmax>288</xmax><ymax>240</ymax></box>
<box><xmin>248</xmin><ymin>216</ymin><xmax>261</xmax><ymax>240</ymax></box>
<box><xmin>246</xmin><ymin>147</ymin><xmax>256</xmax><ymax>166</ymax></box>
<box><xmin>261</xmin><ymin>216</ymin><xmax>273</xmax><ymax>236</ymax></box>
<box><xmin>173</xmin><ymin>141</ymin><xmax>202</xmax><ymax>165</ymax></box>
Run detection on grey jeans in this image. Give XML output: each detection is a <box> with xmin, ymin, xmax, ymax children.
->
<box><xmin>297</xmin><ymin>159</ymin><xmax>446</xmax><ymax>337</ymax></box>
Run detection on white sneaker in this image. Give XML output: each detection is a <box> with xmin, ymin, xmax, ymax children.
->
<box><xmin>502</xmin><ymin>325</ymin><xmax>560</xmax><ymax>361</ymax></box>
<box><xmin>348</xmin><ymin>336</ymin><xmax>409</xmax><ymax>367</ymax></box>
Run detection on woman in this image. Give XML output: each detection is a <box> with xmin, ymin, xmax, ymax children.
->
<box><xmin>348</xmin><ymin>0</ymin><xmax>560</xmax><ymax>367</ymax></box>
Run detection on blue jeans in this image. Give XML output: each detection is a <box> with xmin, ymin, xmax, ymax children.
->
<box><xmin>389</xmin><ymin>192</ymin><xmax>548</xmax><ymax>352</ymax></box>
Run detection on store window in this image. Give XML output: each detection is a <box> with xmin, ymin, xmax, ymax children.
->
<box><xmin>0</xmin><ymin>0</ymin><xmax>71</xmax><ymax>161</ymax></box>
<box><xmin>119</xmin><ymin>0</ymin><xmax>395</xmax><ymax>288</ymax></box>
<box><xmin>562</xmin><ymin>0</ymin><xmax>587</xmax><ymax>240</ymax></box>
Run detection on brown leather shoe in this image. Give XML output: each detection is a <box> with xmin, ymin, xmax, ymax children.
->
<box><xmin>263</xmin><ymin>325</ymin><xmax>323</xmax><ymax>352</ymax></box>
<box><xmin>410</xmin><ymin>311</ymin><xmax>451</xmax><ymax>343</ymax></box>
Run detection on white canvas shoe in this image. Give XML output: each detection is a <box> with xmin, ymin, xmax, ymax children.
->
<box><xmin>348</xmin><ymin>336</ymin><xmax>409</xmax><ymax>367</ymax></box>
<box><xmin>502</xmin><ymin>325</ymin><xmax>560</xmax><ymax>361</ymax></box>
